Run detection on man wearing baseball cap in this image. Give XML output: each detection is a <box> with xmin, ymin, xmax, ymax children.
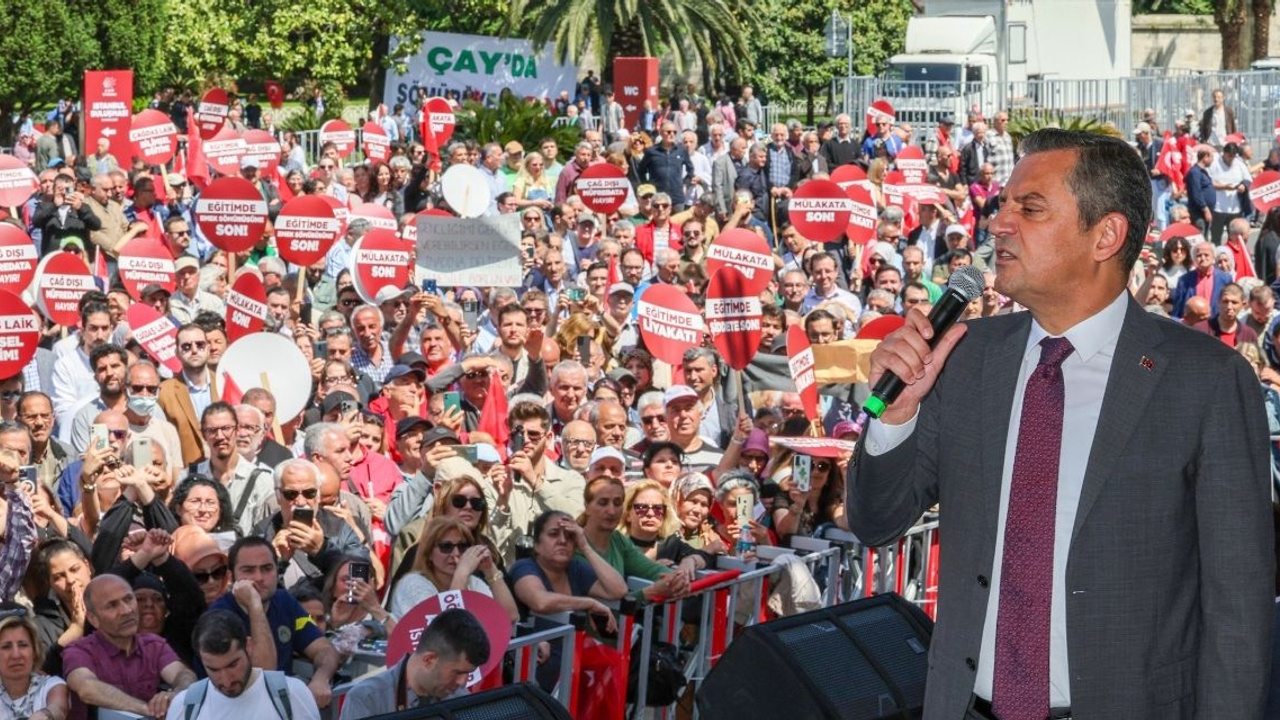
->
<box><xmin>663</xmin><ymin>385</ymin><xmax>724</xmax><ymax>472</ymax></box>
<box><xmin>603</xmin><ymin>282</ymin><xmax>638</xmax><ymax>349</ymax></box>
<box><xmin>171</xmin><ymin>255</ymin><xmax>225</xmax><ymax>323</ymax></box>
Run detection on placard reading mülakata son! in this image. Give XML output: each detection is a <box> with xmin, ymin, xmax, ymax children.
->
<box><xmin>414</xmin><ymin>213</ymin><xmax>522</xmax><ymax>288</ymax></box>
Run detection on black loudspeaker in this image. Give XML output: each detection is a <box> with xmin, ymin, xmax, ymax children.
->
<box><xmin>696</xmin><ymin>593</ymin><xmax>933</xmax><ymax>720</ymax></box>
<box><xmin>366</xmin><ymin>682</ymin><xmax>572</xmax><ymax>720</ymax></box>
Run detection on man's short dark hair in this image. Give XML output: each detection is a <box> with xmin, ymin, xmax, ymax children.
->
<box><xmin>874</xmin><ymin>265</ymin><xmax>903</xmax><ymax>283</ymax></box>
<box><xmin>193</xmin><ymin>609</ymin><xmax>248</xmax><ymax>656</ymax></box>
<box><xmin>1018</xmin><ymin>128</ymin><xmax>1151</xmax><ymax>276</ymax></box>
<box><xmin>415</xmin><ymin>608</ymin><xmax>491</xmax><ymax>666</ymax></box>
<box><xmin>163</xmin><ymin>214</ymin><xmax>188</xmax><ymax>232</ymax></box>
<box><xmin>201</xmin><ymin>401</ymin><xmax>237</xmax><ymax>427</ymax></box>
<box><xmin>89</xmin><ymin>343</ymin><xmax>127</xmax><ymax>371</ymax></box>
<box><xmin>228</xmin><ymin>535</ymin><xmax>277</xmax><ymax>571</ymax></box>
<box><xmin>78</xmin><ymin>291</ymin><xmax>108</xmax><ymax>315</ymax></box>
<box><xmin>193</xmin><ymin>311</ymin><xmax>226</xmax><ymax>333</ymax></box>
<box><xmin>496</xmin><ymin>303</ymin><xmax>527</xmax><ymax>325</ymax></box>
<box><xmin>804</xmin><ymin>309</ymin><xmax>837</xmax><ymax>331</ymax></box>
<box><xmin>80</xmin><ymin>301</ymin><xmax>110</xmax><ymax>327</ymax></box>
<box><xmin>17</xmin><ymin>391</ymin><xmax>50</xmax><ymax>416</ymax></box>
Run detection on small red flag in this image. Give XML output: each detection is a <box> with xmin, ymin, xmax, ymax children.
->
<box><xmin>184</xmin><ymin>107</ymin><xmax>209</xmax><ymax>191</ymax></box>
<box><xmin>421</xmin><ymin>111</ymin><xmax>442</xmax><ymax>174</ymax></box>
<box><xmin>475</xmin><ymin>370</ymin><xmax>509</xmax><ymax>457</ymax></box>
<box><xmin>221</xmin><ymin>373</ymin><xmax>244</xmax><ymax>405</ymax></box>
<box><xmin>264</xmin><ymin>81</ymin><xmax>285</xmax><ymax>110</ymax></box>
<box><xmin>607</xmin><ymin>255</ymin><xmax>620</xmax><ymax>287</ymax></box>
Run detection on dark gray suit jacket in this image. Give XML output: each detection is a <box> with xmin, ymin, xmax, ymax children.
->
<box><xmin>848</xmin><ymin>298</ymin><xmax>1274</xmax><ymax>719</ymax></box>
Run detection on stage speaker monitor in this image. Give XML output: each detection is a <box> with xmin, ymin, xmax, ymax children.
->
<box><xmin>697</xmin><ymin>593</ymin><xmax>933</xmax><ymax>720</ymax></box>
<box><xmin>366</xmin><ymin>682</ymin><xmax>572</xmax><ymax>720</ymax></box>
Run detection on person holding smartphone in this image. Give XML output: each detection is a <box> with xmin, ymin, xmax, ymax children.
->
<box><xmin>258</xmin><ymin>459</ymin><xmax>370</xmax><ymax>590</ymax></box>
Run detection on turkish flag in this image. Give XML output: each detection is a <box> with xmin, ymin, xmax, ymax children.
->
<box><xmin>421</xmin><ymin>112</ymin><xmax>441</xmax><ymax>174</ymax></box>
<box><xmin>221</xmin><ymin>373</ymin><xmax>244</xmax><ymax>405</ymax></box>
<box><xmin>1157</xmin><ymin>131</ymin><xmax>1185</xmax><ymax>194</ymax></box>
<box><xmin>264</xmin><ymin>81</ymin><xmax>285</xmax><ymax>110</ymax></box>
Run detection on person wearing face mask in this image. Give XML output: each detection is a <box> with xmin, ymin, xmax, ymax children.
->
<box><xmin>121</xmin><ymin>362</ymin><xmax>183</xmax><ymax>486</ymax></box>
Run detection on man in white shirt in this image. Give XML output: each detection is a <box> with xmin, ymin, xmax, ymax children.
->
<box><xmin>1208</xmin><ymin>141</ymin><xmax>1252</xmax><ymax>245</ymax></box>
<box><xmin>50</xmin><ymin>300</ymin><xmax>114</xmax><ymax>433</ymax></box>
<box><xmin>851</xmin><ymin>129</ymin><xmax>1271</xmax><ymax>718</ymax></box>
<box><xmin>197</xmin><ymin>402</ymin><xmax>273</xmax><ymax>536</ymax></box>
<box><xmin>167</xmin><ymin>609</ymin><xmax>320</xmax><ymax>720</ymax></box>
<box><xmin>800</xmin><ymin>252</ymin><xmax>863</xmax><ymax>318</ymax></box>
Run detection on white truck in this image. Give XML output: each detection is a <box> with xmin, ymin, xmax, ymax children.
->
<box><xmin>875</xmin><ymin>0</ymin><xmax>1132</xmax><ymax>126</ymax></box>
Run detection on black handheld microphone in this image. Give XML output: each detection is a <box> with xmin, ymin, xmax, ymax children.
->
<box><xmin>860</xmin><ymin>264</ymin><xmax>985</xmax><ymax>420</ymax></box>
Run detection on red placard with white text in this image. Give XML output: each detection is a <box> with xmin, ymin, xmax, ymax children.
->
<box><xmin>790</xmin><ymin>179</ymin><xmax>852</xmax><ymax>242</ymax></box>
<box><xmin>896</xmin><ymin>145</ymin><xmax>928</xmax><ymax>185</ymax></box>
<box><xmin>385</xmin><ymin>590</ymin><xmax>511</xmax><ymax>684</ymax></box>
<box><xmin>195</xmin><ymin>177</ymin><xmax>270</xmax><ymax>253</ymax></box>
<box><xmin>319</xmin><ymin>120</ymin><xmax>356</xmax><ymax>159</ymax></box>
<box><xmin>0</xmin><ymin>291</ymin><xmax>39</xmax><ymax>378</ymax></box>
<box><xmin>195</xmin><ymin>88</ymin><xmax>229</xmax><ymax>140</ymax></box>
<box><xmin>126</xmin><ymin>304</ymin><xmax>181</xmax><ymax>373</ymax></box>
<box><xmin>275</xmin><ymin>195</ymin><xmax>340</xmax><ymax>266</ymax></box>
<box><xmin>241</xmin><ymin>130</ymin><xmax>281</xmax><ymax>178</ymax></box>
<box><xmin>576</xmin><ymin>163</ymin><xmax>630</xmax><ymax>215</ymax></box>
<box><xmin>705</xmin><ymin>267</ymin><xmax>762</xmax><ymax>371</ymax></box>
<box><xmin>786</xmin><ymin>325</ymin><xmax>819</xmax><ymax>421</ymax></box>
<box><xmin>865</xmin><ymin>99</ymin><xmax>895</xmax><ymax>134</ymax></box>
<box><xmin>204</xmin><ymin>126</ymin><xmax>246</xmax><ymax>176</ymax></box>
<box><xmin>845</xmin><ymin>183</ymin><xmax>878</xmax><ymax>246</ymax></box>
<box><xmin>830</xmin><ymin>164</ymin><xmax>868</xmax><ymax>194</ymax></box>
<box><xmin>129</xmin><ymin>110</ymin><xmax>179</xmax><ymax>166</ymax></box>
<box><xmin>352</xmin><ymin>230</ymin><xmax>413</xmax><ymax>304</ymax></box>
<box><xmin>225</xmin><ymin>272</ymin><xmax>268</xmax><ymax>343</ymax></box>
<box><xmin>362</xmin><ymin>122</ymin><xmax>391</xmax><ymax>163</ymax></box>
<box><xmin>613</xmin><ymin>57</ymin><xmax>659</xmax><ymax>134</ymax></box>
<box><xmin>424</xmin><ymin>98</ymin><xmax>456</xmax><ymax>145</ymax></box>
<box><xmin>1250</xmin><ymin>170</ymin><xmax>1280</xmax><ymax>213</ymax></box>
<box><xmin>321</xmin><ymin>195</ymin><xmax>350</xmax><ymax>238</ymax></box>
<box><xmin>398</xmin><ymin>210</ymin><xmax>441</xmax><ymax>244</ymax></box>
<box><xmin>83</xmin><ymin>71</ymin><xmax>134</xmax><ymax>170</ymax></box>
<box><xmin>706</xmin><ymin>229</ymin><xmax>773</xmax><ymax>295</ymax></box>
<box><xmin>0</xmin><ymin>225</ymin><xmax>38</xmax><ymax>295</ymax></box>
<box><xmin>117</xmin><ymin>238</ymin><xmax>176</xmax><ymax>300</ymax></box>
<box><xmin>637</xmin><ymin>284</ymin><xmax>704</xmax><ymax>366</ymax></box>
<box><xmin>350</xmin><ymin>202</ymin><xmax>398</xmax><ymax>233</ymax></box>
<box><xmin>35</xmin><ymin>252</ymin><xmax>95</xmax><ymax>327</ymax></box>
<box><xmin>0</xmin><ymin>155</ymin><xmax>39</xmax><ymax>208</ymax></box>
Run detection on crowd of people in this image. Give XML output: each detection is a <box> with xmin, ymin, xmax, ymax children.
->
<box><xmin>1</xmin><ymin>73</ymin><xmax>1279</xmax><ymax>719</ymax></box>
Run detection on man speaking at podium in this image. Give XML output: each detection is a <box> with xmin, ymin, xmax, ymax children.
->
<box><xmin>848</xmin><ymin>129</ymin><xmax>1274</xmax><ymax>719</ymax></box>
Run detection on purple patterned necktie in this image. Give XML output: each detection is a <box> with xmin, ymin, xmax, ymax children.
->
<box><xmin>992</xmin><ymin>336</ymin><xmax>1074</xmax><ymax>720</ymax></box>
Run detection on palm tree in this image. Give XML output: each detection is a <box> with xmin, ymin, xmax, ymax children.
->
<box><xmin>506</xmin><ymin>0</ymin><xmax>756</xmax><ymax>89</ymax></box>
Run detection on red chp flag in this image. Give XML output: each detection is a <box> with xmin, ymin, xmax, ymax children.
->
<box><xmin>264</xmin><ymin>81</ymin><xmax>285</xmax><ymax>110</ymax></box>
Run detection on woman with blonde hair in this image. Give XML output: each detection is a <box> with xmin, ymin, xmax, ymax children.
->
<box><xmin>0</xmin><ymin>607</ymin><xmax>69</xmax><ymax>719</ymax></box>
<box><xmin>389</xmin><ymin>516</ymin><xmax>519</xmax><ymax>622</ymax></box>
<box><xmin>867</xmin><ymin>157</ymin><xmax>889</xmax><ymax>210</ymax></box>
<box><xmin>555</xmin><ymin>312</ymin><xmax>603</xmax><ymax>362</ymax></box>
<box><xmin>621</xmin><ymin>480</ymin><xmax>707</xmax><ymax>583</ymax></box>
<box><xmin>513</xmin><ymin>151</ymin><xmax>555</xmax><ymax>213</ymax></box>
<box><xmin>579</xmin><ymin>475</ymin><xmax>689</xmax><ymax>600</ymax></box>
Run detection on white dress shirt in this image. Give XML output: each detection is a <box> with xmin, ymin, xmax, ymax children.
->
<box><xmin>864</xmin><ymin>291</ymin><xmax>1128</xmax><ymax>707</ymax></box>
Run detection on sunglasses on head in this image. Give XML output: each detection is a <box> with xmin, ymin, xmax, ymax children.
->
<box><xmin>280</xmin><ymin>487</ymin><xmax>319</xmax><ymax>502</ymax></box>
<box><xmin>436</xmin><ymin>541</ymin><xmax>472</xmax><ymax>555</ymax></box>
<box><xmin>192</xmin><ymin>565</ymin><xmax>228</xmax><ymax>584</ymax></box>
<box><xmin>450</xmin><ymin>495</ymin><xmax>486</xmax><ymax>512</ymax></box>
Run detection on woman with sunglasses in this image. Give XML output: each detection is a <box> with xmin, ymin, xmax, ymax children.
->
<box><xmin>771</xmin><ymin>451</ymin><xmax>848</xmax><ymax>541</ymax></box>
<box><xmin>172</xmin><ymin>525</ymin><xmax>230</xmax><ymax>605</ymax></box>
<box><xmin>389</xmin><ymin>517</ymin><xmax>518</xmax><ymax>622</ymax></box>
<box><xmin>578</xmin><ymin>476</ymin><xmax>690</xmax><ymax>601</ymax></box>
<box><xmin>389</xmin><ymin>464</ymin><xmax>502</xmax><ymax>588</ymax></box>
<box><xmin>0</xmin><ymin>605</ymin><xmax>69</xmax><ymax>720</ymax></box>
<box><xmin>621</xmin><ymin>480</ymin><xmax>707</xmax><ymax>584</ymax></box>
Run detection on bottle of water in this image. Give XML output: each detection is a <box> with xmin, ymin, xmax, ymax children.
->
<box><xmin>734</xmin><ymin>524</ymin><xmax>755</xmax><ymax>557</ymax></box>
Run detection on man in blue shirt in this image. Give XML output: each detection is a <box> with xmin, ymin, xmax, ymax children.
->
<box><xmin>204</xmin><ymin>536</ymin><xmax>341</xmax><ymax>710</ymax></box>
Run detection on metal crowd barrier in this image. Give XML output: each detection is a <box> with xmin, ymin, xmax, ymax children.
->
<box><xmin>821</xmin><ymin>513</ymin><xmax>940</xmax><ymax>620</ymax></box>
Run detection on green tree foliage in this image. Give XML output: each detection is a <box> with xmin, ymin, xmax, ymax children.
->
<box><xmin>0</xmin><ymin>0</ymin><xmax>99</xmax><ymax>144</ymax></box>
<box><xmin>750</xmin><ymin>0</ymin><xmax>913</xmax><ymax>120</ymax></box>
<box><xmin>454</xmin><ymin>94</ymin><xmax>581</xmax><ymax>149</ymax></box>
<box><xmin>83</xmin><ymin>0</ymin><xmax>169</xmax><ymax>93</ymax></box>
<box><xmin>504</xmin><ymin>0</ymin><xmax>757</xmax><ymax>88</ymax></box>
<box><xmin>1132</xmin><ymin>0</ymin><xmax>1214</xmax><ymax>13</ymax></box>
